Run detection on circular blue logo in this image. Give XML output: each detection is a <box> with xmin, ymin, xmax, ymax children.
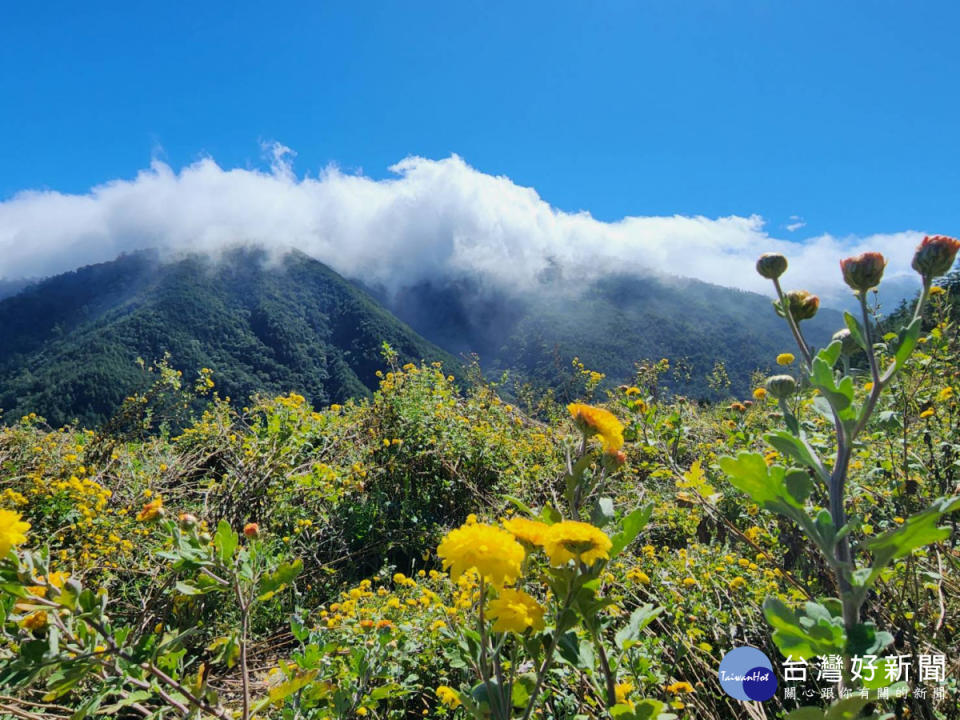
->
<box><xmin>718</xmin><ymin>647</ymin><xmax>778</xmax><ymax>701</ymax></box>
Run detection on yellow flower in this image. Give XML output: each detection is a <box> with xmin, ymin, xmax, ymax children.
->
<box><xmin>437</xmin><ymin>522</ymin><xmax>524</xmax><ymax>586</ymax></box>
<box><xmin>666</xmin><ymin>681</ymin><xmax>694</xmax><ymax>694</ymax></box>
<box><xmin>776</xmin><ymin>353</ymin><xmax>795</xmax><ymax>366</ymax></box>
<box><xmin>627</xmin><ymin>568</ymin><xmax>650</xmax><ymax>585</ymax></box>
<box><xmin>919</xmin><ymin>408</ymin><xmax>935</xmax><ymax>419</ymax></box>
<box><xmin>729</xmin><ymin>577</ymin><xmax>747</xmax><ymax>590</ymax></box>
<box><xmin>752</xmin><ymin>387</ymin><xmax>767</xmax><ymax>400</ymax></box>
<box><xmin>567</xmin><ymin>403</ymin><xmax>624</xmax><ymax>452</ymax></box>
<box><xmin>682</xmin><ymin>577</ymin><xmax>697</xmax><ymax>587</ymax></box>
<box><xmin>930</xmin><ymin>285</ymin><xmax>945</xmax><ymax>296</ymax></box>
<box><xmin>136</xmin><ymin>497</ymin><xmax>163</xmax><ymax>522</ymax></box>
<box><xmin>542</xmin><ymin>521</ymin><xmax>612</xmax><ymax>567</ymax></box>
<box><xmin>937</xmin><ymin>386</ymin><xmax>954</xmax><ymax>402</ymax></box>
<box><xmin>436</xmin><ymin>685</ymin><xmax>462</xmax><ymax>708</ymax></box>
<box><xmin>0</xmin><ymin>508</ymin><xmax>30</xmax><ymax>557</ymax></box>
<box><xmin>615</xmin><ymin>681</ymin><xmax>635</xmax><ymax>707</ymax></box>
<box><xmin>502</xmin><ymin>517</ymin><xmax>550</xmax><ymax>547</ymax></box>
<box><xmin>486</xmin><ymin>588</ymin><xmax>545</xmax><ymax>634</ymax></box>
<box><xmin>21</xmin><ymin>610</ymin><xmax>48</xmax><ymax>631</ymax></box>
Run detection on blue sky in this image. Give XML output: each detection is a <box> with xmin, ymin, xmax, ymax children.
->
<box><xmin>3</xmin><ymin>0</ymin><xmax>958</xmax><ymax>237</ymax></box>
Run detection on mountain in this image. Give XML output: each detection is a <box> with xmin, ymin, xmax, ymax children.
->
<box><xmin>0</xmin><ymin>278</ymin><xmax>33</xmax><ymax>300</ymax></box>
<box><xmin>0</xmin><ymin>247</ymin><xmax>846</xmax><ymax>426</ymax></box>
<box><xmin>382</xmin><ymin>271</ymin><xmax>844</xmax><ymax>400</ymax></box>
<box><xmin>0</xmin><ymin>248</ymin><xmax>457</xmax><ymax>427</ymax></box>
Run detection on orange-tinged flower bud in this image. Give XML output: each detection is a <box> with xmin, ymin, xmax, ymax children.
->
<box><xmin>840</xmin><ymin>252</ymin><xmax>886</xmax><ymax>293</ymax></box>
<box><xmin>756</xmin><ymin>253</ymin><xmax>788</xmax><ymax>280</ymax></box>
<box><xmin>912</xmin><ymin>235</ymin><xmax>960</xmax><ymax>279</ymax></box>
<box><xmin>243</xmin><ymin>522</ymin><xmax>260</xmax><ymax>539</ymax></box>
<box><xmin>605</xmin><ymin>449</ymin><xmax>628</xmax><ymax>468</ymax></box>
<box><xmin>178</xmin><ymin>513</ymin><xmax>198</xmax><ymax>531</ymax></box>
<box><xmin>778</xmin><ymin>290</ymin><xmax>819</xmax><ymax>321</ymax></box>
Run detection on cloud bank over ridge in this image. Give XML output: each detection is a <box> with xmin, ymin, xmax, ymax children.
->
<box><xmin>0</xmin><ymin>149</ymin><xmax>929</xmax><ymax>307</ymax></box>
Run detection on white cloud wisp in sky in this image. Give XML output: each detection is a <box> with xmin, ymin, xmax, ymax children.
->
<box><xmin>0</xmin><ymin>151</ymin><xmax>930</xmax><ymax>308</ymax></box>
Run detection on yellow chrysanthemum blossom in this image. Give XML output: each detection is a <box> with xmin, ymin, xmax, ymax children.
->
<box><xmin>502</xmin><ymin>517</ymin><xmax>550</xmax><ymax>547</ymax></box>
<box><xmin>486</xmin><ymin>588</ymin><xmax>546</xmax><ymax>634</ymax></box>
<box><xmin>567</xmin><ymin>403</ymin><xmax>624</xmax><ymax>452</ymax></box>
<box><xmin>776</xmin><ymin>353</ymin><xmax>795</xmax><ymax>366</ymax></box>
<box><xmin>542</xmin><ymin>520</ymin><xmax>612</xmax><ymax>567</ymax></box>
<box><xmin>615</xmin><ymin>681</ymin><xmax>635</xmax><ymax>707</ymax></box>
<box><xmin>436</xmin><ymin>685</ymin><xmax>462</xmax><ymax>708</ymax></box>
<box><xmin>21</xmin><ymin>610</ymin><xmax>48</xmax><ymax>631</ymax></box>
<box><xmin>0</xmin><ymin>508</ymin><xmax>30</xmax><ymax>558</ymax></box>
<box><xmin>437</xmin><ymin>522</ymin><xmax>524</xmax><ymax>586</ymax></box>
<box><xmin>752</xmin><ymin>387</ymin><xmax>767</xmax><ymax>400</ymax></box>
<box><xmin>136</xmin><ymin>497</ymin><xmax>164</xmax><ymax>522</ymax></box>
<box><xmin>666</xmin><ymin>681</ymin><xmax>694</xmax><ymax>694</ymax></box>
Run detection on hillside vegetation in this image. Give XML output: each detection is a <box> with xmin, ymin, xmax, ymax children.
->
<box><xmin>0</xmin><ymin>248</ymin><xmax>845</xmax><ymax>428</ymax></box>
<box><xmin>0</xmin><ymin>249</ymin><xmax>456</xmax><ymax>427</ymax></box>
<box><xmin>1</xmin><ymin>242</ymin><xmax>959</xmax><ymax>720</ymax></box>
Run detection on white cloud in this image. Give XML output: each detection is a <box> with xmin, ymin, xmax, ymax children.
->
<box><xmin>785</xmin><ymin>216</ymin><xmax>806</xmax><ymax>232</ymax></box>
<box><xmin>0</xmin><ymin>151</ymin><xmax>932</xmax><ymax>308</ymax></box>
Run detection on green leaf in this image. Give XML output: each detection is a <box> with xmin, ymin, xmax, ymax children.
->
<box><xmin>810</xmin><ymin>352</ymin><xmax>855</xmax><ymax>413</ymax></box>
<box><xmin>819</xmin><ymin>339</ymin><xmax>843</xmax><ymax>367</ymax></box>
<box><xmin>510</xmin><ymin>673</ymin><xmax>536</xmax><ymax>708</ymax></box>
<box><xmin>843</xmin><ymin>311</ymin><xmax>868</xmax><ymax>351</ymax></box>
<box><xmin>825</xmin><ymin>692</ymin><xmax>897</xmax><ymax>719</ymax></box>
<box><xmin>763</xmin><ymin>598</ymin><xmax>846</xmax><ymax>660</ymax></box>
<box><xmin>765</xmin><ymin>430</ymin><xmax>828</xmax><ymax>484</ymax></box>
<box><xmin>540</xmin><ymin>505</ymin><xmax>562</xmax><ymax>525</ymax></box>
<box><xmin>214</xmin><ymin>520</ymin><xmax>238</xmax><ymax>566</ymax></box>
<box><xmin>785</xmin><ymin>709</ymin><xmax>826</xmax><ymax>720</ymax></box>
<box><xmin>615</xmin><ymin>604</ymin><xmax>663</xmax><ymax>650</ymax></box>
<box><xmin>591</xmin><ymin>497</ymin><xmax>616</xmax><ymax>527</ymax></box>
<box><xmin>268</xmin><ymin>670</ymin><xmax>318</xmax><ymax>703</ymax></box>
<box><xmin>610</xmin><ymin>503</ymin><xmax>653</xmax><ymax>558</ymax></box>
<box><xmin>863</xmin><ymin>496</ymin><xmax>960</xmax><ymax>587</ymax></box>
<box><xmin>784</xmin><ymin>469</ymin><xmax>814</xmax><ymax>505</ymax></box>
<box><xmin>891</xmin><ymin>316</ymin><xmax>922</xmax><ymax>373</ymax></box>
<box><xmin>503</xmin><ymin>495</ymin><xmax>534</xmax><ymax>517</ymax></box>
<box><xmin>259</xmin><ymin>559</ymin><xmax>303</xmax><ymax>599</ymax></box>
<box><xmin>174</xmin><ymin>581</ymin><xmax>204</xmax><ymax>596</ymax></box>
<box><xmin>557</xmin><ymin>631</ymin><xmax>594</xmax><ymax>670</ymax></box>
<box><xmin>719</xmin><ymin>454</ymin><xmax>803</xmax><ymax>510</ymax></box>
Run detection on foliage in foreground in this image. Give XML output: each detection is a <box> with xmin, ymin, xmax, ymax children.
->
<box><xmin>1</xmin><ymin>240</ymin><xmax>960</xmax><ymax>719</ymax></box>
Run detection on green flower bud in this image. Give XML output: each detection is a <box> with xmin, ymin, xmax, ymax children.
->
<box><xmin>756</xmin><ymin>253</ymin><xmax>788</xmax><ymax>280</ymax></box>
<box><xmin>178</xmin><ymin>513</ymin><xmax>198</xmax><ymax>531</ymax></box>
<box><xmin>776</xmin><ymin>290</ymin><xmax>820</xmax><ymax>321</ymax></box>
<box><xmin>911</xmin><ymin>235</ymin><xmax>960</xmax><ymax>279</ymax></box>
<box><xmin>765</xmin><ymin>374</ymin><xmax>797</xmax><ymax>400</ymax></box>
<box><xmin>832</xmin><ymin>328</ymin><xmax>858</xmax><ymax>356</ymax></box>
<box><xmin>840</xmin><ymin>252</ymin><xmax>886</xmax><ymax>293</ymax></box>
